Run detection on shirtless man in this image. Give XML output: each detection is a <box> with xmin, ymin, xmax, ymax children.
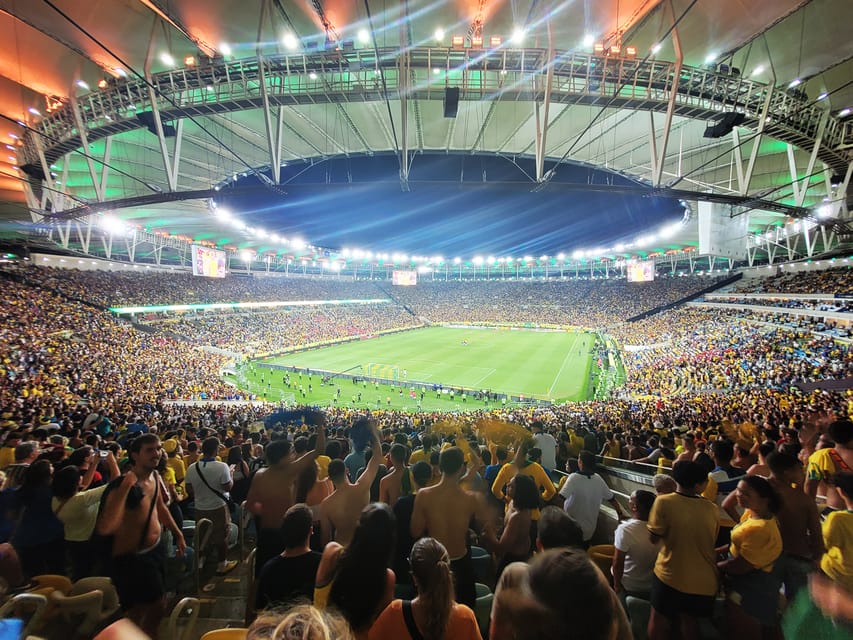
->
<box><xmin>767</xmin><ymin>451</ymin><xmax>824</xmax><ymax>600</ymax></box>
<box><xmin>379</xmin><ymin>443</ymin><xmax>410</xmax><ymax>506</ymax></box>
<box><xmin>319</xmin><ymin>418</ymin><xmax>381</xmax><ymax>546</ymax></box>
<box><xmin>96</xmin><ymin>433</ymin><xmax>185</xmax><ymax>639</ymax></box>
<box><xmin>247</xmin><ymin>411</ymin><xmax>326</xmax><ymax>573</ymax></box>
<box><xmin>674</xmin><ymin>433</ymin><xmax>696</xmax><ymax>463</ymax></box>
<box><xmin>410</xmin><ymin>446</ymin><xmax>484</xmax><ymax>609</ymax></box>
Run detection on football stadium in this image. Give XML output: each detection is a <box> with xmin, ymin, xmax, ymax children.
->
<box><xmin>0</xmin><ymin>1</ymin><xmax>852</xmax><ymax>639</ymax></box>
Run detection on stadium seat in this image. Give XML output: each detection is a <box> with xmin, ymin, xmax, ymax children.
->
<box><xmin>166</xmin><ymin>597</ymin><xmax>201</xmax><ymax>640</ymax></box>
<box><xmin>587</xmin><ymin>544</ymin><xmax>615</xmax><ymax>586</ymax></box>
<box><xmin>470</xmin><ymin>546</ymin><xmax>493</xmax><ymax>585</ymax></box>
<box><xmin>625</xmin><ymin>595</ymin><xmax>651</xmax><ymax>640</ymax></box>
<box><xmin>0</xmin><ymin>592</ymin><xmax>48</xmax><ymax>637</ymax></box>
<box><xmin>474</xmin><ymin>583</ymin><xmax>493</xmax><ymax>635</ymax></box>
<box><xmin>194</xmin><ymin>517</ymin><xmax>214</xmax><ymax>593</ymax></box>
<box><xmin>200</xmin><ymin>628</ymin><xmax>248</xmax><ymax>640</ymax></box>
<box><xmin>50</xmin><ymin>577</ymin><xmax>120</xmax><ymax>638</ymax></box>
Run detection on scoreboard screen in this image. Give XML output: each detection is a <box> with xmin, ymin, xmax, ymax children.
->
<box><xmin>627</xmin><ymin>260</ymin><xmax>655</xmax><ymax>282</ymax></box>
<box><xmin>392</xmin><ymin>270</ymin><xmax>417</xmax><ymax>286</ymax></box>
<box><xmin>192</xmin><ymin>245</ymin><xmax>227</xmax><ymax>278</ymax></box>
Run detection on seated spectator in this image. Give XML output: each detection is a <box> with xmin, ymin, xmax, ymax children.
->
<box><xmin>369</xmin><ymin>537</ymin><xmax>482</xmax><ymax>640</ymax></box>
<box><xmin>490</xmin><ymin>547</ymin><xmax>631</xmax><ymax>640</ymax></box>
<box><xmin>250</xmin><ymin>604</ymin><xmax>354</xmax><ymax>640</ymax></box>
<box><xmin>652</xmin><ymin>474</ymin><xmax>676</xmax><ymax>495</ymax></box>
<box><xmin>254</xmin><ymin>503</ymin><xmax>322</xmax><ymax>614</ymax></box>
<box><xmin>535</xmin><ymin>505</ymin><xmax>585</xmax><ymax>550</ymax></box>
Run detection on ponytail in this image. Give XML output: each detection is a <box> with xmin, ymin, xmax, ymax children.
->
<box><xmin>410</xmin><ymin>538</ymin><xmax>454</xmax><ymax>640</ymax></box>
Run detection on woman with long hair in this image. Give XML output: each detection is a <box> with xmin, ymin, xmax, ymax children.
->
<box><xmin>369</xmin><ymin>537</ymin><xmax>482</xmax><ymax>640</ymax></box>
<box><xmin>481</xmin><ymin>473</ymin><xmax>538</xmax><ymax>577</ymax></box>
<box><xmin>717</xmin><ymin>475</ymin><xmax>784</xmax><ymax>640</ymax></box>
<box><xmin>315</xmin><ymin>503</ymin><xmax>396</xmax><ymax>639</ymax></box>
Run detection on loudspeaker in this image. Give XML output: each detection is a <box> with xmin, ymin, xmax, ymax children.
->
<box><xmin>444</xmin><ymin>87</ymin><xmax>459</xmax><ymax>118</ymax></box>
<box><xmin>136</xmin><ymin>111</ymin><xmax>177</xmax><ymax>137</ymax></box>
<box><xmin>19</xmin><ymin>163</ymin><xmax>46</xmax><ymax>180</ymax></box>
<box><xmin>703</xmin><ymin>112</ymin><xmax>746</xmax><ymax>139</ymax></box>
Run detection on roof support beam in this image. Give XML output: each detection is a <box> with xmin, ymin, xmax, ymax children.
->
<box><xmin>534</xmin><ymin>19</ymin><xmax>555</xmax><ymax>182</ymax></box>
<box><xmin>652</xmin><ymin>0</ymin><xmax>683</xmax><ymax>187</ymax></box>
<box><xmin>146</xmin><ymin>86</ymin><xmax>184</xmax><ymax>192</ymax></box>
<box><xmin>69</xmin><ymin>97</ymin><xmax>106</xmax><ymax>202</ymax></box>
<box><xmin>732</xmin><ymin>86</ymin><xmax>774</xmax><ymax>195</ymax></box>
<box><xmin>258</xmin><ymin>56</ymin><xmax>285</xmax><ymax>183</ymax></box>
<box><xmin>399</xmin><ymin>38</ymin><xmax>410</xmax><ymax>190</ymax></box>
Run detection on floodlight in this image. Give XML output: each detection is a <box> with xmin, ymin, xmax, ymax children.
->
<box><xmin>159</xmin><ymin>52</ymin><xmax>175</xmax><ymax>67</ymax></box>
<box><xmin>220</xmin><ymin>43</ymin><xmax>232</xmax><ymax>56</ymax></box>
<box><xmin>76</xmin><ymin>80</ymin><xmax>89</xmax><ymax>90</ymax></box>
<box><xmin>184</xmin><ymin>56</ymin><xmax>196</xmax><ymax>67</ymax></box>
<box><xmin>282</xmin><ymin>33</ymin><xmax>299</xmax><ymax>50</ymax></box>
<box><xmin>582</xmin><ymin>34</ymin><xmax>595</xmax><ymax>48</ymax></box>
<box><xmin>489</xmin><ymin>36</ymin><xmax>502</xmax><ymax>47</ymax></box>
<box><xmin>358</xmin><ymin>29</ymin><xmax>370</xmax><ymax>44</ymax></box>
<box><xmin>434</xmin><ymin>28</ymin><xmax>445</xmax><ymax>42</ymax></box>
<box><xmin>651</xmin><ymin>43</ymin><xmax>662</xmax><ymax>54</ymax></box>
<box><xmin>511</xmin><ymin>28</ymin><xmax>525</xmax><ymax>44</ymax></box>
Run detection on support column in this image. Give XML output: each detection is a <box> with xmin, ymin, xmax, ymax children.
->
<box><xmin>146</xmin><ymin>86</ymin><xmax>184</xmax><ymax>191</ymax></box>
<box><xmin>534</xmin><ymin>18</ymin><xmax>555</xmax><ymax>182</ymax></box>
<box><xmin>652</xmin><ymin>0</ymin><xmax>683</xmax><ymax>187</ymax></box>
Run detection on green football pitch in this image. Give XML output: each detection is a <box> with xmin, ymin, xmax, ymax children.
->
<box><xmin>241</xmin><ymin>326</ymin><xmax>595</xmax><ymax>410</ymax></box>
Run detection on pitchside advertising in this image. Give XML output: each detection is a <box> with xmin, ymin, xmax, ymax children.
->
<box><xmin>392</xmin><ymin>270</ymin><xmax>417</xmax><ymax>286</ymax></box>
<box><xmin>192</xmin><ymin>244</ymin><xmax>228</xmax><ymax>278</ymax></box>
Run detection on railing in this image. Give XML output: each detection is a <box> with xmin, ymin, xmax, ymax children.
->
<box><xmin>20</xmin><ymin>47</ymin><xmax>851</xmax><ymax>173</ymax></box>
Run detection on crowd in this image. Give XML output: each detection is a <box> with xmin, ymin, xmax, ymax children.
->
<box><xmin>0</xmin><ymin>262</ymin><xmax>853</xmax><ymax>639</ymax></box>
<box><xmin>163</xmin><ymin>305</ymin><xmax>420</xmax><ymax>356</ymax></box>
<box><xmin>734</xmin><ymin>265</ymin><xmax>853</xmax><ymax>295</ymax></box>
<box><xmin>391</xmin><ymin>277</ymin><xmax>723</xmax><ymax>326</ymax></box>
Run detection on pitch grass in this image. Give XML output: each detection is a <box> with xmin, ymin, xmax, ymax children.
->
<box><xmin>245</xmin><ymin>326</ymin><xmax>594</xmax><ymax>411</ymax></box>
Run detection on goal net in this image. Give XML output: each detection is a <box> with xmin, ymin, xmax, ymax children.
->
<box><xmin>362</xmin><ymin>363</ymin><xmax>401</xmax><ymax>381</ymax></box>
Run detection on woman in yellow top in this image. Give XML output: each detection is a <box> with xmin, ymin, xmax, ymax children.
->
<box><xmin>717</xmin><ymin>475</ymin><xmax>784</xmax><ymax>640</ymax></box>
<box><xmin>821</xmin><ymin>472</ymin><xmax>853</xmax><ymax>592</ymax></box>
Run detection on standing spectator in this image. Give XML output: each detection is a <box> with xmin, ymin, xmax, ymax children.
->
<box><xmin>320</xmin><ymin>419</ymin><xmax>381</xmax><ymax>546</ymax></box>
<box><xmin>820</xmin><ymin>472</ymin><xmax>853</xmax><ymax>593</ymax></box>
<box><xmin>96</xmin><ymin>433</ymin><xmax>186</xmax><ymax>639</ymax></box>
<box><xmin>185</xmin><ymin>436</ymin><xmax>237</xmax><ymax>575</ymax></box>
<box><xmin>612</xmin><ymin>489</ymin><xmax>659</xmax><ymax>603</ymax></box>
<box><xmin>531</xmin><ymin>422</ymin><xmax>557</xmax><ymax>472</ymax></box>
<box><xmin>717</xmin><ymin>476</ymin><xmax>783</xmax><ymax>640</ymax></box>
<box><xmin>806</xmin><ymin>418</ymin><xmax>853</xmax><ymax>511</ymax></box>
<box><xmin>52</xmin><ymin>452</ymin><xmax>120</xmax><ymax>580</ymax></box>
<box><xmin>392</xmin><ymin>461</ymin><xmax>433</xmax><ymax>588</ymax></box>
<box><xmin>316</xmin><ymin>503</ymin><xmax>396</xmax><ymax>639</ymax></box>
<box><xmin>379</xmin><ymin>444</ymin><xmax>412</xmax><ymax>507</ymax></box>
<box><xmin>12</xmin><ymin>459</ymin><xmax>65</xmax><ymax>577</ymax></box>
<box><xmin>559</xmin><ymin>450</ymin><xmax>626</xmax><ymax>546</ymax></box>
<box><xmin>481</xmin><ymin>474</ymin><xmax>539</xmax><ymax>577</ymax></box>
<box><xmin>411</xmin><ymin>447</ymin><xmax>483</xmax><ymax>610</ymax></box>
<box><xmin>647</xmin><ymin>460</ymin><xmax>719</xmax><ymax>640</ymax></box>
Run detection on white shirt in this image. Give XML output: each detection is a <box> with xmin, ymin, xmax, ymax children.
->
<box><xmin>532</xmin><ymin>432</ymin><xmax>558</xmax><ymax>470</ymax></box>
<box><xmin>558</xmin><ymin>471</ymin><xmax>613</xmax><ymax>541</ymax></box>
<box><xmin>186</xmin><ymin>459</ymin><xmax>232</xmax><ymax>511</ymax></box>
<box><xmin>613</xmin><ymin>518</ymin><xmax>659</xmax><ymax>594</ymax></box>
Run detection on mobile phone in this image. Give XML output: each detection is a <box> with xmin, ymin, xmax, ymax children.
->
<box><xmin>99</xmin><ymin>450</ymin><xmax>109</xmax><ymax>458</ymax></box>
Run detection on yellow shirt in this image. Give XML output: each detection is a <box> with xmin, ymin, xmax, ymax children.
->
<box><xmin>729</xmin><ymin>511</ymin><xmax>782</xmax><ymax>572</ymax></box>
<box><xmin>490</xmin><ymin>461</ymin><xmax>556</xmax><ymax>521</ymax></box>
<box><xmin>648</xmin><ymin>492</ymin><xmax>719</xmax><ymax>596</ymax></box>
<box><xmin>807</xmin><ymin>448</ymin><xmax>847</xmax><ymax>483</ymax></box>
<box><xmin>821</xmin><ymin>510</ymin><xmax>853</xmax><ymax>592</ymax></box>
<box><xmin>0</xmin><ymin>446</ymin><xmax>16</xmax><ymax>469</ymax></box>
<box><xmin>408</xmin><ymin>448</ymin><xmax>430</xmax><ymax>466</ymax></box>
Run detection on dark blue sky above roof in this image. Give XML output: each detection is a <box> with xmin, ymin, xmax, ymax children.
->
<box><xmin>215</xmin><ymin>153</ymin><xmax>685</xmax><ymax>256</ymax></box>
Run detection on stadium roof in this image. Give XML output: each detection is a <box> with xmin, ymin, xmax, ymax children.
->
<box><xmin>0</xmin><ymin>0</ymin><xmax>851</xmax><ymax>262</ymax></box>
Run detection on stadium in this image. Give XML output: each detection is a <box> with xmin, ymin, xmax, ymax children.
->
<box><xmin>0</xmin><ymin>1</ymin><xmax>852</xmax><ymax>639</ymax></box>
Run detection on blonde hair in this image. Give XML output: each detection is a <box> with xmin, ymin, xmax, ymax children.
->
<box><xmin>268</xmin><ymin>605</ymin><xmax>354</xmax><ymax>640</ymax></box>
<box><xmin>409</xmin><ymin>537</ymin><xmax>454</xmax><ymax>640</ymax></box>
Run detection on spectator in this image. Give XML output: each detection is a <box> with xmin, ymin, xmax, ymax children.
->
<box><xmin>612</xmin><ymin>489</ymin><xmax>658</xmax><ymax>603</ymax></box>
<box><xmin>254</xmin><ymin>503</ymin><xmax>322</xmax><ymax>613</ymax></box>
<box><xmin>559</xmin><ymin>450</ymin><xmax>626</xmax><ymax>546</ymax></box>
<box><xmin>369</xmin><ymin>537</ymin><xmax>482</xmax><ymax>640</ymax></box>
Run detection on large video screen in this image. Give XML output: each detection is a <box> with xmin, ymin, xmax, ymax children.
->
<box><xmin>627</xmin><ymin>260</ymin><xmax>655</xmax><ymax>283</ymax></box>
<box><xmin>192</xmin><ymin>244</ymin><xmax>227</xmax><ymax>278</ymax></box>
<box><xmin>392</xmin><ymin>270</ymin><xmax>417</xmax><ymax>286</ymax></box>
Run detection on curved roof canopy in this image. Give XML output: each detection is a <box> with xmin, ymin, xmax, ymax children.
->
<box><xmin>0</xmin><ymin>0</ymin><xmax>851</xmax><ymax>260</ymax></box>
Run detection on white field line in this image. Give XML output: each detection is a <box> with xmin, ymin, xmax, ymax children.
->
<box><xmin>471</xmin><ymin>368</ymin><xmax>497</xmax><ymax>387</ymax></box>
<box><xmin>547</xmin><ymin>332</ymin><xmax>581</xmax><ymax>397</ymax></box>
